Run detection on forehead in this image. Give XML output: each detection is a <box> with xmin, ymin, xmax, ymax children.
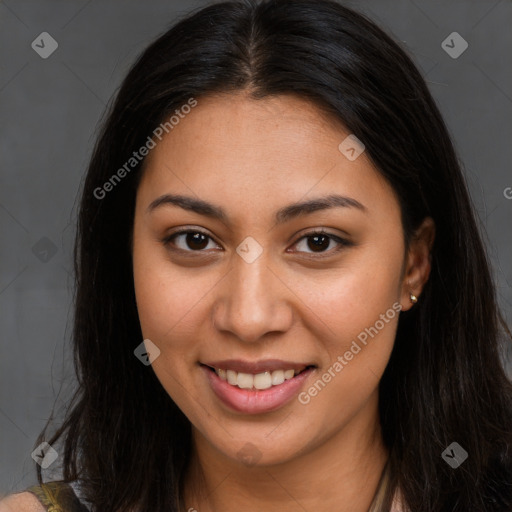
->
<box><xmin>147</xmin><ymin>92</ymin><xmax>349</xmax><ymax>164</ymax></box>
<box><xmin>137</xmin><ymin>92</ymin><xmax>400</xmax><ymax>226</ymax></box>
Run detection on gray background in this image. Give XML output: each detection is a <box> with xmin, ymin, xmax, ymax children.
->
<box><xmin>1</xmin><ymin>0</ymin><xmax>511</xmax><ymax>496</ymax></box>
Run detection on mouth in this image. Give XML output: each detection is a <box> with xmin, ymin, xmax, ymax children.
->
<box><xmin>200</xmin><ymin>360</ymin><xmax>316</xmax><ymax>414</ymax></box>
<box><xmin>203</xmin><ymin>365</ymin><xmax>313</xmax><ymax>390</ymax></box>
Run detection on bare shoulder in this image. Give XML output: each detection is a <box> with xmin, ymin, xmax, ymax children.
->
<box><xmin>0</xmin><ymin>491</ymin><xmax>46</xmax><ymax>512</ymax></box>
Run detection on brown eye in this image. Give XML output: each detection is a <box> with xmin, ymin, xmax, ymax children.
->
<box><xmin>306</xmin><ymin>233</ymin><xmax>331</xmax><ymax>252</ymax></box>
<box><xmin>183</xmin><ymin>232</ymin><xmax>209</xmax><ymax>250</ymax></box>
<box><xmin>163</xmin><ymin>230</ymin><xmax>219</xmax><ymax>252</ymax></box>
<box><xmin>292</xmin><ymin>230</ymin><xmax>352</xmax><ymax>255</ymax></box>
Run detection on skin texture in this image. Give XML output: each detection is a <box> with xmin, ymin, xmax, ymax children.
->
<box><xmin>0</xmin><ymin>493</ymin><xmax>46</xmax><ymax>512</ymax></box>
<box><xmin>131</xmin><ymin>92</ymin><xmax>434</xmax><ymax>512</ymax></box>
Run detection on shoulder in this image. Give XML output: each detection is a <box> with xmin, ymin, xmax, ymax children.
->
<box><xmin>0</xmin><ymin>481</ymin><xmax>89</xmax><ymax>512</ymax></box>
<box><xmin>0</xmin><ymin>491</ymin><xmax>46</xmax><ymax>512</ymax></box>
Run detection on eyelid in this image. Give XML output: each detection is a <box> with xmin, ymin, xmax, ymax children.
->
<box><xmin>287</xmin><ymin>228</ymin><xmax>353</xmax><ymax>256</ymax></box>
<box><xmin>161</xmin><ymin>226</ymin><xmax>221</xmax><ymax>251</ymax></box>
<box><xmin>161</xmin><ymin>227</ymin><xmax>352</xmax><ymax>255</ymax></box>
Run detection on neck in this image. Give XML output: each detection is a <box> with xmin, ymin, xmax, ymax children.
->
<box><xmin>183</xmin><ymin>391</ymin><xmax>389</xmax><ymax>512</ymax></box>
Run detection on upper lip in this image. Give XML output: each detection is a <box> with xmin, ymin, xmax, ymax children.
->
<box><xmin>202</xmin><ymin>359</ymin><xmax>315</xmax><ymax>374</ymax></box>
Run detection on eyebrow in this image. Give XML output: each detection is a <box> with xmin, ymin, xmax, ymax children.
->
<box><xmin>147</xmin><ymin>193</ymin><xmax>367</xmax><ymax>224</ymax></box>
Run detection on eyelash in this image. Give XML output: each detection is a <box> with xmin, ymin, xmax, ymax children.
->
<box><xmin>161</xmin><ymin>228</ymin><xmax>353</xmax><ymax>257</ymax></box>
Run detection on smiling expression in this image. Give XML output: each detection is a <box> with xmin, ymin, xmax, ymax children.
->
<box><xmin>132</xmin><ymin>92</ymin><xmax>415</xmax><ymax>466</ymax></box>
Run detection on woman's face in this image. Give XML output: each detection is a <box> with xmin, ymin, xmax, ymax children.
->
<box><xmin>132</xmin><ymin>93</ymin><xmax>420</xmax><ymax>466</ymax></box>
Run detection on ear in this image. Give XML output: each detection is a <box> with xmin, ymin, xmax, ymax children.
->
<box><xmin>400</xmin><ymin>217</ymin><xmax>435</xmax><ymax>312</ymax></box>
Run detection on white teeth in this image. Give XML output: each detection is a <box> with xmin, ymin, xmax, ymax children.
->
<box><xmin>284</xmin><ymin>369</ymin><xmax>295</xmax><ymax>380</ymax></box>
<box><xmin>271</xmin><ymin>370</ymin><xmax>284</xmax><ymax>386</ymax></box>
<box><xmin>214</xmin><ymin>367</ymin><xmax>306</xmax><ymax>390</ymax></box>
<box><xmin>253</xmin><ymin>372</ymin><xmax>272</xmax><ymax>390</ymax></box>
<box><xmin>237</xmin><ymin>372</ymin><xmax>254</xmax><ymax>389</ymax></box>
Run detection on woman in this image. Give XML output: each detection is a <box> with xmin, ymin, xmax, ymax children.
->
<box><xmin>2</xmin><ymin>0</ymin><xmax>511</xmax><ymax>510</ymax></box>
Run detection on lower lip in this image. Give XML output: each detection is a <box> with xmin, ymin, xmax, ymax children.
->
<box><xmin>202</xmin><ymin>365</ymin><xmax>315</xmax><ymax>414</ymax></box>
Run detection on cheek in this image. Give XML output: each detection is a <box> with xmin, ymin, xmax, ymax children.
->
<box><xmin>308</xmin><ymin>278</ymin><xmax>399</xmax><ymax>371</ymax></box>
<box><xmin>132</xmin><ymin>243</ymin><xmax>209</xmax><ymax>417</ymax></box>
<box><xmin>295</xmin><ymin>248</ymin><xmax>401</xmax><ymax>342</ymax></box>
<box><xmin>133</xmin><ymin>233</ymin><xmax>205</xmax><ymax>342</ymax></box>
<box><xmin>293</xmin><ymin>242</ymin><xmax>402</xmax><ymax>400</ymax></box>
<box><xmin>134</xmin><ymin>268</ymin><xmax>189</xmax><ymax>341</ymax></box>
<box><xmin>294</xmin><ymin>272</ymin><xmax>399</xmax><ymax>431</ymax></box>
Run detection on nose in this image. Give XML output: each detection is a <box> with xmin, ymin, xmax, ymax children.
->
<box><xmin>212</xmin><ymin>251</ymin><xmax>294</xmax><ymax>344</ymax></box>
